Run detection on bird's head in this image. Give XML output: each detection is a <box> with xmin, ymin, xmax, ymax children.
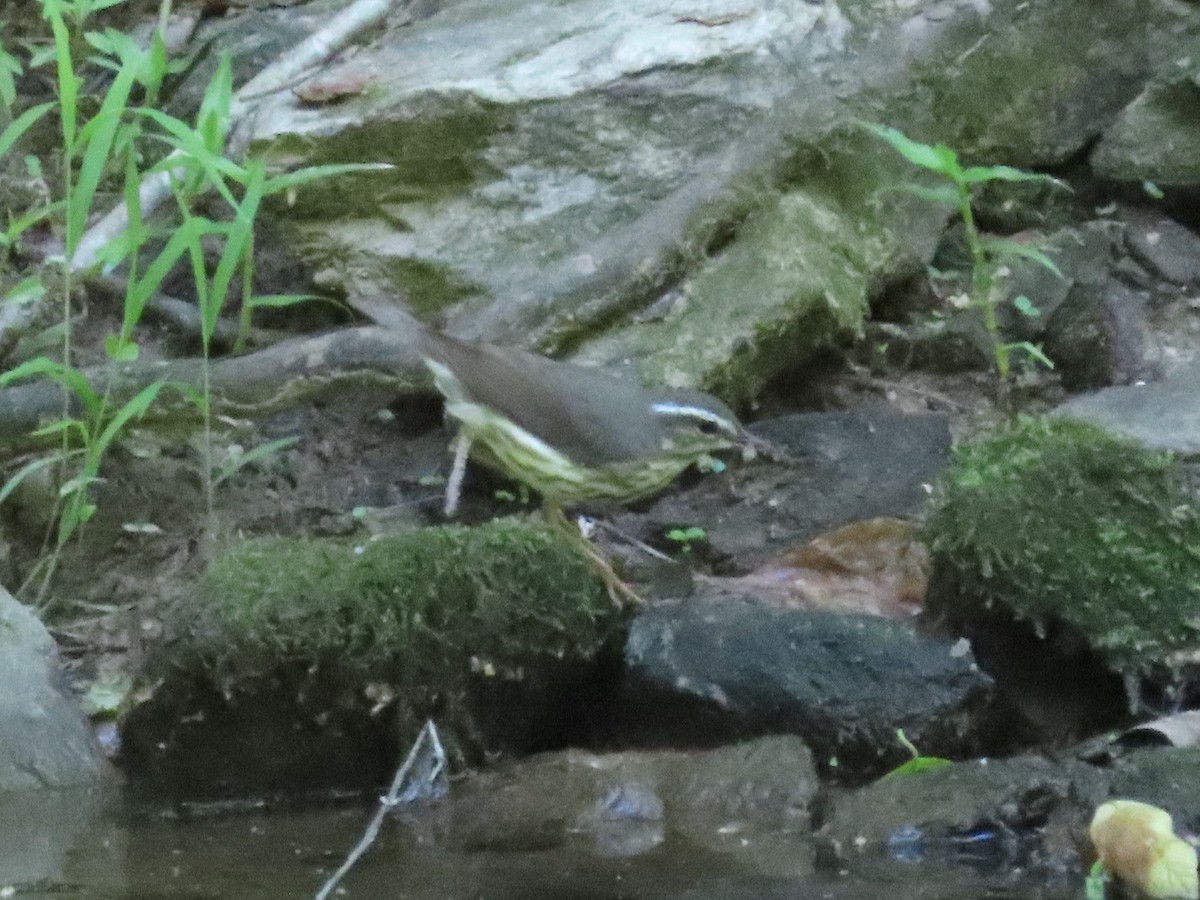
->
<box><xmin>646</xmin><ymin>389</ymin><xmax>760</xmax><ymax>462</ymax></box>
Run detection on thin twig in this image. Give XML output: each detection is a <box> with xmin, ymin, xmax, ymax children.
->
<box><xmin>314</xmin><ymin>720</ymin><xmax>445</xmax><ymax>900</ymax></box>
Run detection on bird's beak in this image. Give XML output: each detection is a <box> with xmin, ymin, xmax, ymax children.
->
<box><xmin>739</xmin><ymin>430</ymin><xmax>789</xmax><ymax>463</ymax></box>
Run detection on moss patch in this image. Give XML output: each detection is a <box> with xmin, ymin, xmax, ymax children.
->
<box><xmin>924</xmin><ymin>419</ymin><xmax>1200</xmax><ymax>673</ymax></box>
<box><xmin>172</xmin><ymin>520</ymin><xmax>618</xmax><ymax>682</ymax></box>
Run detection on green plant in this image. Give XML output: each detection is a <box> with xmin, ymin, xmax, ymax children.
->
<box><xmin>880</xmin><ymin>728</ymin><xmax>950</xmax><ymax>779</ymax></box>
<box><xmin>665</xmin><ymin>525</ymin><xmax>706</xmax><ymax>553</ymax></box>
<box><xmin>0</xmin><ymin>0</ymin><xmax>380</xmax><ymax>601</ymax></box>
<box><xmin>924</xmin><ymin>418</ymin><xmax>1200</xmax><ymax>674</ymax></box>
<box><xmin>865</xmin><ymin>123</ymin><xmax>1063</xmax><ymax>384</ymax></box>
<box><xmin>1085</xmin><ymin>860</ymin><xmax>1107</xmax><ymax>900</ymax></box>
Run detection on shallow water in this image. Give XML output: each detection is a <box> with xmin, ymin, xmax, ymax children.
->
<box><xmin>1</xmin><ymin>787</ymin><xmax>1083</xmax><ymax>900</ymax></box>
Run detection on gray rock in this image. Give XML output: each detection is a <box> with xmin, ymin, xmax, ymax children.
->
<box><xmin>1107</xmin><ymin>747</ymin><xmax>1200</xmax><ymax>828</ymax></box>
<box><xmin>1043</xmin><ymin>279</ymin><xmax>1154</xmax><ymax>391</ymax></box>
<box><xmin>1052</xmin><ymin>362</ymin><xmax>1200</xmax><ymax>453</ymax></box>
<box><xmin>1124</xmin><ymin>209</ymin><xmax>1200</xmax><ymax>286</ymax></box>
<box><xmin>447</xmin><ymin>735</ymin><xmax>817</xmax><ymax>867</ymax></box>
<box><xmin>0</xmin><ymin>786</ymin><xmax>111</xmax><ymax>885</ymax></box>
<box><xmin>818</xmin><ymin>754</ymin><xmax>1108</xmax><ymax>876</ymax></box>
<box><xmin>622</xmin><ymin>594</ymin><xmax>992</xmax><ymax>776</ymax></box>
<box><xmin>1093</xmin><ymin>67</ymin><xmax>1200</xmax><ymax>185</ymax></box>
<box><xmin>0</xmin><ymin>587</ymin><xmax>110</xmax><ymax>792</ymax></box>
<box><xmin>234</xmin><ymin>0</ymin><xmax>1151</xmax><ymax>396</ymax></box>
<box><xmin>629</xmin><ymin>408</ymin><xmax>952</xmax><ymax>568</ymax></box>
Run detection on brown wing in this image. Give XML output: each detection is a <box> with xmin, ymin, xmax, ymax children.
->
<box><xmin>420</xmin><ymin>333</ymin><xmax>668</xmax><ymax>466</ymax></box>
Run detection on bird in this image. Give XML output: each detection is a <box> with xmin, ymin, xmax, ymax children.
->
<box><xmin>349</xmin><ymin>298</ymin><xmax>760</xmax><ymax>603</ymax></box>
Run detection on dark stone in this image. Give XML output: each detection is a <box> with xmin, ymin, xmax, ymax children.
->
<box><xmin>1053</xmin><ymin>361</ymin><xmax>1200</xmax><ymax>454</ymax></box>
<box><xmin>1124</xmin><ymin>208</ymin><xmax>1200</xmax><ymax>286</ymax></box>
<box><xmin>620</xmin><ymin>593</ymin><xmax>993</xmax><ymax>778</ymax></box>
<box><xmin>1043</xmin><ymin>278</ymin><xmax>1154</xmax><ymax>390</ymax></box>
<box><xmin>628</xmin><ymin>408</ymin><xmax>952</xmax><ymax>570</ymax></box>
<box><xmin>817</xmin><ymin>754</ymin><xmax>1109</xmax><ymax>880</ymax></box>
<box><xmin>1107</xmin><ymin>747</ymin><xmax>1200</xmax><ymax>831</ymax></box>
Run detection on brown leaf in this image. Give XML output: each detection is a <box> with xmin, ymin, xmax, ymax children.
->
<box><xmin>732</xmin><ymin>517</ymin><xmax>929</xmax><ymax>618</ymax></box>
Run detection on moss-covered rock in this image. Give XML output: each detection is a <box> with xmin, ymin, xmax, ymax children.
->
<box><xmin>924</xmin><ymin>419</ymin><xmax>1200</xmax><ymax>675</ymax></box>
<box><xmin>122</xmin><ymin>521</ymin><xmax>621</xmax><ymax>798</ymax></box>
<box><xmin>179</xmin><ymin>520</ymin><xmax>617</xmax><ymax>681</ymax></box>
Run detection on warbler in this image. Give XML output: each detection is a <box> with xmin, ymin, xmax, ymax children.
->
<box><xmin>419</xmin><ymin>331</ymin><xmax>756</xmax><ymax>513</ymax></box>
<box><xmin>348</xmin><ymin>297</ymin><xmax>759</xmax><ymax>602</ymax></box>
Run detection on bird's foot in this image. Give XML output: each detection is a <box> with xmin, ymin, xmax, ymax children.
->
<box><xmin>543</xmin><ymin>506</ymin><xmax>643</xmax><ymax>607</ymax></box>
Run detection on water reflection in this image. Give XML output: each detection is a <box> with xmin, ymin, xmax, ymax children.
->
<box><xmin>0</xmin><ymin>786</ymin><xmax>1079</xmax><ymax>900</ymax></box>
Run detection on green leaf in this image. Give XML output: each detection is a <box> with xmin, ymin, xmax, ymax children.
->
<box><xmin>4</xmin><ymin>198</ymin><xmax>64</xmax><ymax>246</ymax></box>
<box><xmin>127</xmin><ymin>215</ymin><xmax>218</xmax><ymax>323</ymax></box>
<box><xmin>1085</xmin><ymin>861</ymin><xmax>1107</xmax><ymax>900</ymax></box>
<box><xmin>30</xmin><ymin>418</ymin><xmax>81</xmax><ymax>439</ymax></box>
<box><xmin>262</xmin><ymin>163</ymin><xmax>393</xmax><ymax>195</ymax></box>
<box><xmin>143</xmin><ymin>28</ymin><xmax>167</xmax><ymax>100</ymax></box>
<box><xmin>862</xmin><ymin>122</ymin><xmax>955</xmax><ymax>175</ymax></box>
<box><xmin>205</xmin><ymin>160</ymin><xmax>264</xmax><ymax>340</ymax></box>
<box><xmin>1142</xmin><ymin>179</ymin><xmax>1164</xmax><ymax>200</ymax></box>
<box><xmin>1004</xmin><ymin>341</ymin><xmax>1055</xmax><ymax>370</ymax></box>
<box><xmin>104</xmin><ymin>334</ymin><xmax>139</xmax><ymax>361</ymax></box>
<box><xmin>0</xmin><ymin>101</ymin><xmax>55</xmax><ymax>160</ymax></box>
<box><xmin>0</xmin><ymin>357</ymin><xmax>101</xmax><ymax>418</ymax></box>
<box><xmin>1011</xmin><ymin>294</ymin><xmax>1040</xmax><ymax>319</ymax></box>
<box><xmin>3</xmin><ymin>276</ymin><xmax>47</xmax><ymax>306</ymax></box>
<box><xmin>136</xmin><ymin>107</ymin><xmax>242</xmax><ymax>207</ymax></box>
<box><xmin>68</xmin><ymin>46</ymin><xmax>139</xmax><ymax>258</ymax></box>
<box><xmin>981</xmin><ymin>236</ymin><xmax>1064</xmax><ymax>277</ymax></box>
<box><xmin>44</xmin><ymin>0</ymin><xmax>79</xmax><ymax>149</ymax></box>
<box><xmin>894</xmin><ymin>182</ymin><xmax>962</xmax><ymax>207</ymax></box>
<box><xmin>0</xmin><ymin>454</ymin><xmax>61</xmax><ymax>505</ymax></box>
<box><xmin>196</xmin><ymin>52</ymin><xmax>232</xmax><ymax>156</ymax></box>
<box><xmin>0</xmin><ymin>38</ymin><xmax>21</xmax><ymax>111</ymax></box>
<box><xmin>94</xmin><ymin>381</ymin><xmax>168</xmax><ymax>455</ymax></box>
<box><xmin>245</xmin><ymin>293</ymin><xmax>321</xmax><ymax>310</ymax></box>
<box><xmin>59</xmin><ymin>473</ymin><xmax>99</xmax><ymax>497</ymax></box>
<box><xmin>960</xmin><ymin>165</ymin><xmax>1062</xmax><ymax>185</ymax></box>
<box><xmin>213</xmin><ymin>436</ymin><xmax>299</xmax><ymax>487</ymax></box>
<box><xmin>883</xmin><ymin>756</ymin><xmax>953</xmax><ymax>778</ymax></box>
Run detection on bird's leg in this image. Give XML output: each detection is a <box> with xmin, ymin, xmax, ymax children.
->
<box><xmin>443</xmin><ymin>431</ymin><xmax>472</xmax><ymax>517</ymax></box>
<box><xmin>543</xmin><ymin>504</ymin><xmax>643</xmax><ymax>607</ymax></box>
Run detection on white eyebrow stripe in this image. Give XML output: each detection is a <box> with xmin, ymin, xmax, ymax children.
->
<box><xmin>651</xmin><ymin>402</ymin><xmax>738</xmax><ymax>431</ymax></box>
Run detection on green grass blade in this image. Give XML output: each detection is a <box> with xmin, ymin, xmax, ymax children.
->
<box><xmin>213</xmin><ymin>436</ymin><xmax>299</xmax><ymax>487</ymax></box>
<box><xmin>3</xmin><ymin>275</ymin><xmax>47</xmax><ymax>306</ymax></box>
<box><xmin>960</xmin><ymin>165</ymin><xmax>1065</xmax><ymax>187</ymax></box>
<box><xmin>94</xmin><ymin>380</ymin><xmax>168</xmax><ymax>454</ymax></box>
<box><xmin>245</xmin><ymin>293</ymin><xmax>322</xmax><ymax>310</ymax></box>
<box><xmin>262</xmin><ymin>163</ymin><xmax>392</xmax><ymax>195</ymax></box>
<box><xmin>980</xmin><ymin>236</ymin><xmax>1064</xmax><ymax>277</ymax></box>
<box><xmin>68</xmin><ymin>51</ymin><xmax>140</xmax><ymax>256</ymax></box>
<box><xmin>0</xmin><ymin>356</ymin><xmax>102</xmax><ymax>418</ymax></box>
<box><xmin>128</xmin><ymin>215</ymin><xmax>217</xmax><ymax>322</ymax></box>
<box><xmin>0</xmin><ymin>101</ymin><xmax>55</xmax><ymax>159</ymax></box>
<box><xmin>0</xmin><ymin>454</ymin><xmax>62</xmax><ymax>505</ymax></box>
<box><xmin>206</xmin><ymin>161</ymin><xmax>264</xmax><ymax>340</ymax></box>
<box><xmin>43</xmin><ymin>0</ymin><xmax>78</xmax><ymax>149</ymax></box>
<box><xmin>4</xmin><ymin>198</ymin><xmax>66</xmax><ymax>245</ymax></box>
<box><xmin>196</xmin><ymin>53</ymin><xmax>232</xmax><ymax>155</ymax></box>
<box><xmin>862</xmin><ymin>122</ymin><xmax>959</xmax><ymax>177</ymax></box>
<box><xmin>136</xmin><ymin>107</ymin><xmax>243</xmax><ymax>206</ymax></box>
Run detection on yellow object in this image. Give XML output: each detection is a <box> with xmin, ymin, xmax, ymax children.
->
<box><xmin>1089</xmin><ymin>799</ymin><xmax>1199</xmax><ymax>899</ymax></box>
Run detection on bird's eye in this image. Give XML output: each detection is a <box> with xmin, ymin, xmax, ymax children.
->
<box><xmin>697</xmin><ymin>419</ymin><xmax>720</xmax><ymax>435</ymax></box>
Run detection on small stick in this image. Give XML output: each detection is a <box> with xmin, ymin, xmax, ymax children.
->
<box><xmin>313</xmin><ymin>720</ymin><xmax>446</xmax><ymax>900</ymax></box>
